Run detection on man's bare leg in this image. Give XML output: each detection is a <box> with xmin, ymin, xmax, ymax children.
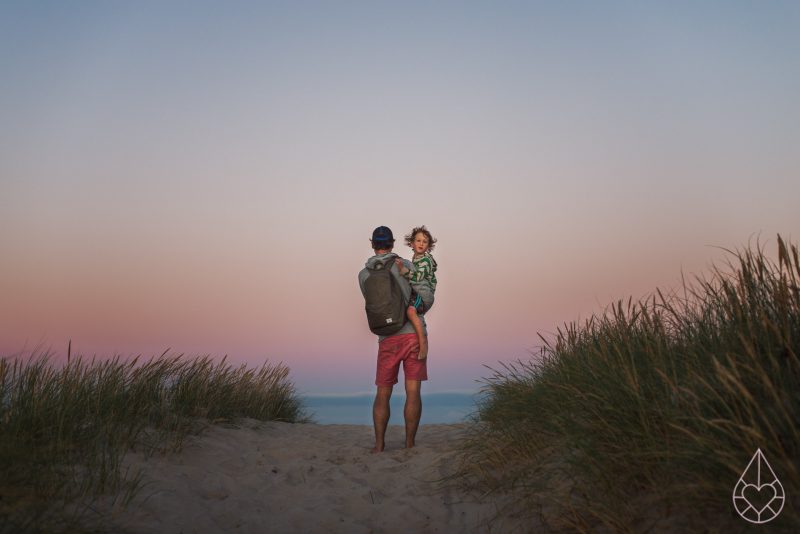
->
<box><xmin>407</xmin><ymin>306</ymin><xmax>428</xmax><ymax>360</ymax></box>
<box><xmin>373</xmin><ymin>385</ymin><xmax>393</xmax><ymax>453</ymax></box>
<box><xmin>404</xmin><ymin>379</ymin><xmax>422</xmax><ymax>448</ymax></box>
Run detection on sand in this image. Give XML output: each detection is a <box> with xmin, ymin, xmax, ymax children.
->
<box><xmin>89</xmin><ymin>421</ymin><xmax>521</xmax><ymax>533</ymax></box>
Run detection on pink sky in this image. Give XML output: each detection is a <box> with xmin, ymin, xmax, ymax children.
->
<box><xmin>2</xmin><ymin>2</ymin><xmax>798</xmax><ymax>393</ymax></box>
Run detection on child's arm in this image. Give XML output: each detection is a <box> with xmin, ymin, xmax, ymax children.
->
<box><xmin>394</xmin><ymin>258</ymin><xmax>413</xmax><ymax>279</ymax></box>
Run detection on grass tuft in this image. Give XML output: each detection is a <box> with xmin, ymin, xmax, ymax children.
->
<box><xmin>0</xmin><ymin>352</ymin><xmax>307</xmax><ymax>532</ymax></box>
<box><xmin>458</xmin><ymin>235</ymin><xmax>800</xmax><ymax>531</ymax></box>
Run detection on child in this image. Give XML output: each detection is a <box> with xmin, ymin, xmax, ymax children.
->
<box><xmin>396</xmin><ymin>226</ymin><xmax>437</xmax><ymax>360</ymax></box>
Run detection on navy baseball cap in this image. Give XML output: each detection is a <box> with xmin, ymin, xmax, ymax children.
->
<box><xmin>371</xmin><ymin>226</ymin><xmax>394</xmax><ymax>246</ymax></box>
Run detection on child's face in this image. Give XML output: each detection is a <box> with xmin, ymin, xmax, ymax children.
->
<box><xmin>411</xmin><ymin>233</ymin><xmax>430</xmax><ymax>255</ymax></box>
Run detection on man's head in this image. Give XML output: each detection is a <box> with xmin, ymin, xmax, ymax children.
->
<box><xmin>370</xmin><ymin>226</ymin><xmax>395</xmax><ymax>252</ymax></box>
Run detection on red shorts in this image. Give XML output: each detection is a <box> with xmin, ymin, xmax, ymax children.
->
<box><xmin>375</xmin><ymin>333</ymin><xmax>428</xmax><ymax>386</ymax></box>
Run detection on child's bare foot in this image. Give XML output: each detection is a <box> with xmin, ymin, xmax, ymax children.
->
<box><xmin>372</xmin><ymin>444</ymin><xmax>385</xmax><ymax>454</ymax></box>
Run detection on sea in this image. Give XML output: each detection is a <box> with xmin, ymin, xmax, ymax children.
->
<box><xmin>301</xmin><ymin>392</ymin><xmax>482</xmax><ymax>425</ymax></box>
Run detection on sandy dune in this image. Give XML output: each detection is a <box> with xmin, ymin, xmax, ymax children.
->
<box><xmin>91</xmin><ymin>421</ymin><xmax>520</xmax><ymax>533</ymax></box>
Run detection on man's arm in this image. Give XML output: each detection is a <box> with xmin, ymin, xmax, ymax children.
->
<box><xmin>411</xmin><ymin>279</ymin><xmax>434</xmax><ymax>310</ymax></box>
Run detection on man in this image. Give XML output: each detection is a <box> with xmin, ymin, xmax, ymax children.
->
<box><xmin>358</xmin><ymin>226</ymin><xmax>433</xmax><ymax>453</ymax></box>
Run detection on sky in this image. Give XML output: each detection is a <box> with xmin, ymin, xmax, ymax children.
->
<box><xmin>1</xmin><ymin>1</ymin><xmax>798</xmax><ymax>394</ymax></box>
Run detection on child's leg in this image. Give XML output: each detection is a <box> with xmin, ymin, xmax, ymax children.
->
<box><xmin>407</xmin><ymin>305</ymin><xmax>428</xmax><ymax>360</ymax></box>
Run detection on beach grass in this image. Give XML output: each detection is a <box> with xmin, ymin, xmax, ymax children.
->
<box><xmin>458</xmin><ymin>235</ymin><xmax>799</xmax><ymax>531</ymax></box>
<box><xmin>0</xmin><ymin>351</ymin><xmax>307</xmax><ymax>532</ymax></box>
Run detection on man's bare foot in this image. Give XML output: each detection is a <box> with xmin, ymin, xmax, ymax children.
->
<box><xmin>371</xmin><ymin>444</ymin><xmax>385</xmax><ymax>454</ymax></box>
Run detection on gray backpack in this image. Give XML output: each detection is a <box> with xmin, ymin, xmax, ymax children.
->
<box><xmin>363</xmin><ymin>259</ymin><xmax>407</xmax><ymax>335</ymax></box>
